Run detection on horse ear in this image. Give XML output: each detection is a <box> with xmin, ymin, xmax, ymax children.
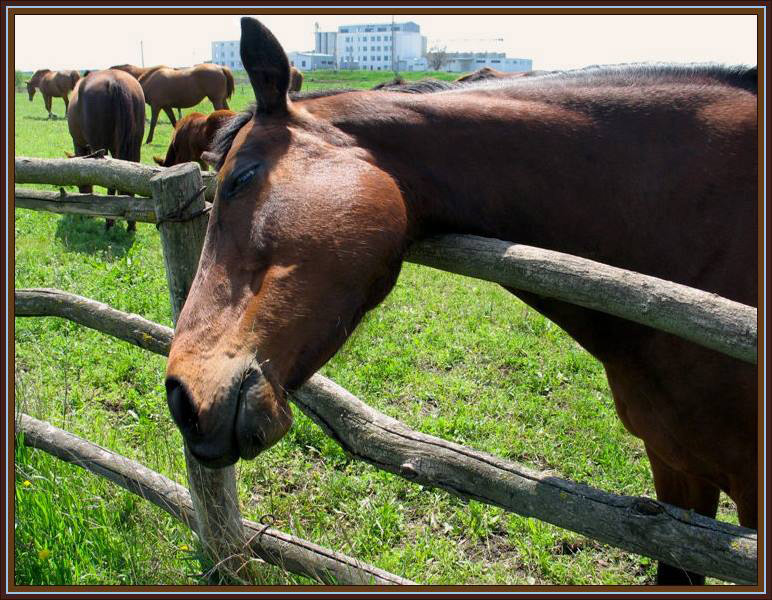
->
<box><xmin>240</xmin><ymin>17</ymin><xmax>289</xmax><ymax>115</ymax></box>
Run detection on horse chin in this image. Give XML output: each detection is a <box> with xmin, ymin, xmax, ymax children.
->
<box><xmin>234</xmin><ymin>370</ymin><xmax>293</xmax><ymax>460</ymax></box>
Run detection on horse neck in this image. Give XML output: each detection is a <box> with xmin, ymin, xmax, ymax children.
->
<box><xmin>323</xmin><ymin>91</ymin><xmax>586</xmax><ymax>253</ymax></box>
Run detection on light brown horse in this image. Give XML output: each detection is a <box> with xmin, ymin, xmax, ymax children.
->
<box><xmin>110</xmin><ymin>64</ymin><xmax>182</xmax><ymax>119</ymax></box>
<box><xmin>26</xmin><ymin>69</ymin><xmax>80</xmax><ymax>118</ymax></box>
<box><xmin>135</xmin><ymin>64</ymin><xmax>234</xmax><ymax>144</ymax></box>
<box><xmin>153</xmin><ymin>109</ymin><xmax>235</xmax><ymax>169</ymax></box>
<box><xmin>67</xmin><ymin>69</ymin><xmax>145</xmax><ymax>231</ymax></box>
<box><xmin>166</xmin><ymin>19</ymin><xmax>758</xmax><ymax>586</ymax></box>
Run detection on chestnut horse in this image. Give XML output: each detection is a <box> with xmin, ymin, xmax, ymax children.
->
<box><xmin>110</xmin><ymin>64</ymin><xmax>181</xmax><ymax>119</ymax></box>
<box><xmin>166</xmin><ymin>18</ymin><xmax>758</xmax><ymax>586</ymax></box>
<box><xmin>26</xmin><ymin>69</ymin><xmax>80</xmax><ymax>118</ymax></box>
<box><xmin>134</xmin><ymin>64</ymin><xmax>235</xmax><ymax>144</ymax></box>
<box><xmin>67</xmin><ymin>69</ymin><xmax>145</xmax><ymax>231</ymax></box>
<box><xmin>153</xmin><ymin>109</ymin><xmax>235</xmax><ymax>169</ymax></box>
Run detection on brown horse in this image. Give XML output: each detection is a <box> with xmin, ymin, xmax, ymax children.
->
<box><xmin>153</xmin><ymin>109</ymin><xmax>235</xmax><ymax>169</ymax></box>
<box><xmin>67</xmin><ymin>69</ymin><xmax>145</xmax><ymax>231</ymax></box>
<box><xmin>135</xmin><ymin>64</ymin><xmax>235</xmax><ymax>144</ymax></box>
<box><xmin>110</xmin><ymin>64</ymin><xmax>183</xmax><ymax>119</ymax></box>
<box><xmin>26</xmin><ymin>69</ymin><xmax>80</xmax><ymax>119</ymax></box>
<box><xmin>289</xmin><ymin>66</ymin><xmax>303</xmax><ymax>92</ymax></box>
<box><xmin>166</xmin><ymin>19</ymin><xmax>758</xmax><ymax>586</ymax></box>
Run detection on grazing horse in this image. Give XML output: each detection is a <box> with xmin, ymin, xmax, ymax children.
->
<box><xmin>289</xmin><ymin>66</ymin><xmax>303</xmax><ymax>92</ymax></box>
<box><xmin>153</xmin><ymin>109</ymin><xmax>235</xmax><ymax>169</ymax></box>
<box><xmin>166</xmin><ymin>18</ymin><xmax>758</xmax><ymax>586</ymax></box>
<box><xmin>67</xmin><ymin>69</ymin><xmax>145</xmax><ymax>231</ymax></box>
<box><xmin>135</xmin><ymin>64</ymin><xmax>235</xmax><ymax>144</ymax></box>
<box><xmin>26</xmin><ymin>69</ymin><xmax>80</xmax><ymax>118</ymax></box>
<box><xmin>455</xmin><ymin>66</ymin><xmax>530</xmax><ymax>83</ymax></box>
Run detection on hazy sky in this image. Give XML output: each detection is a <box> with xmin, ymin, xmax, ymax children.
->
<box><xmin>14</xmin><ymin>13</ymin><xmax>758</xmax><ymax>72</ymax></box>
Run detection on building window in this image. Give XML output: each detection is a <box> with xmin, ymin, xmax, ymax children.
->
<box><xmin>377</xmin><ymin>27</ymin><xmax>386</xmax><ymax>31</ymax></box>
<box><xmin>491</xmin><ymin>60</ymin><xmax>501</xmax><ymax>63</ymax></box>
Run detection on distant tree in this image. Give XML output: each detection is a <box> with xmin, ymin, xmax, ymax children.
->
<box><xmin>426</xmin><ymin>46</ymin><xmax>449</xmax><ymax>71</ymax></box>
<box><xmin>16</xmin><ymin>70</ymin><xmax>25</xmax><ymax>90</ymax></box>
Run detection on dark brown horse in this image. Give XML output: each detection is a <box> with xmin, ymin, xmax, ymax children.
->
<box><xmin>166</xmin><ymin>19</ymin><xmax>758</xmax><ymax>586</ymax></box>
<box><xmin>455</xmin><ymin>66</ymin><xmax>529</xmax><ymax>83</ymax></box>
<box><xmin>133</xmin><ymin>64</ymin><xmax>234</xmax><ymax>144</ymax></box>
<box><xmin>26</xmin><ymin>69</ymin><xmax>80</xmax><ymax>118</ymax></box>
<box><xmin>67</xmin><ymin>69</ymin><xmax>145</xmax><ymax>231</ymax></box>
<box><xmin>153</xmin><ymin>109</ymin><xmax>235</xmax><ymax>169</ymax></box>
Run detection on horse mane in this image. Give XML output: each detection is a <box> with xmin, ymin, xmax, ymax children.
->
<box><xmin>458</xmin><ymin>62</ymin><xmax>757</xmax><ymax>94</ymax></box>
<box><xmin>209</xmin><ymin>63</ymin><xmax>755</xmax><ymax>171</ymax></box>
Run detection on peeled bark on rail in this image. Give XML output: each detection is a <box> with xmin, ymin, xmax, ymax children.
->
<box><xmin>407</xmin><ymin>235</ymin><xmax>757</xmax><ymax>364</ymax></box>
<box><xmin>16</xmin><ymin>414</ymin><xmax>414</xmax><ymax>585</ymax></box>
<box><xmin>13</xmin><ymin>289</ymin><xmax>757</xmax><ymax>584</ymax></box>
<box><xmin>14</xmin><ymin>156</ymin><xmax>216</xmax><ymax>200</ymax></box>
<box><xmin>15</xmin><ymin>188</ymin><xmax>158</xmax><ymax>223</ymax></box>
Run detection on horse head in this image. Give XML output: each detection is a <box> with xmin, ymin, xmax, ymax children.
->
<box><xmin>26</xmin><ymin>81</ymin><xmax>36</xmax><ymax>101</ymax></box>
<box><xmin>165</xmin><ymin>18</ymin><xmax>407</xmax><ymax>467</ymax></box>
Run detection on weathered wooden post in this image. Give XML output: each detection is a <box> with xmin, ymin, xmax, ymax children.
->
<box><xmin>151</xmin><ymin>163</ymin><xmax>253</xmax><ymax>582</ymax></box>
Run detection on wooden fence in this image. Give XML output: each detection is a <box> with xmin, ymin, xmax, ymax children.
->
<box><xmin>13</xmin><ymin>155</ymin><xmax>759</xmax><ymax>585</ymax></box>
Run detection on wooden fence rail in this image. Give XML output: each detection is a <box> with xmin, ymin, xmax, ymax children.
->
<box><xmin>17</xmin><ymin>414</ymin><xmax>414</xmax><ymax>585</ymax></box>
<box><xmin>14</xmin><ymin>156</ymin><xmax>216</xmax><ymax>200</ymax></box>
<box><xmin>13</xmin><ymin>288</ymin><xmax>758</xmax><ymax>584</ymax></box>
<box><xmin>15</xmin><ymin>188</ymin><xmax>158</xmax><ymax>223</ymax></box>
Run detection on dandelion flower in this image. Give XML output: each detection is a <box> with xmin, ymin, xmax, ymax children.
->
<box><xmin>38</xmin><ymin>549</ymin><xmax>51</xmax><ymax>560</ymax></box>
<box><xmin>22</xmin><ymin>480</ymin><xmax>32</xmax><ymax>488</ymax></box>
<box><xmin>179</xmin><ymin>544</ymin><xmax>190</xmax><ymax>551</ymax></box>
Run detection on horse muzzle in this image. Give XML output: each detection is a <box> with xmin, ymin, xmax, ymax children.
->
<box><xmin>165</xmin><ymin>364</ymin><xmax>292</xmax><ymax>468</ymax></box>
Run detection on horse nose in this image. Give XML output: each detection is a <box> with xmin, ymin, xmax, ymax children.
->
<box><xmin>166</xmin><ymin>377</ymin><xmax>198</xmax><ymax>434</ymax></box>
<box><xmin>165</xmin><ymin>377</ymin><xmax>240</xmax><ymax>467</ymax></box>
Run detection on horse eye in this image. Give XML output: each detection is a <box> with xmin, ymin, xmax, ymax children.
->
<box><xmin>229</xmin><ymin>165</ymin><xmax>259</xmax><ymax>195</ymax></box>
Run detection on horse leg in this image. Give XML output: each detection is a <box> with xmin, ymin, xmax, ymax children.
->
<box><xmin>124</xmin><ymin>191</ymin><xmax>136</xmax><ymax>232</ymax></box>
<box><xmin>647</xmin><ymin>449</ymin><xmax>720</xmax><ymax>585</ymax></box>
<box><xmin>177</xmin><ymin>107</ymin><xmax>182</xmax><ymax>120</ymax></box>
<box><xmin>63</xmin><ymin>93</ymin><xmax>69</xmax><ymax>115</ymax></box>
<box><xmin>209</xmin><ymin>96</ymin><xmax>225</xmax><ymax>110</ymax></box>
<box><xmin>44</xmin><ymin>94</ymin><xmax>53</xmax><ymax>119</ymax></box>
<box><xmin>146</xmin><ymin>106</ymin><xmax>160</xmax><ymax>144</ymax></box>
<box><xmin>105</xmin><ymin>188</ymin><xmax>116</xmax><ymax>230</ymax></box>
<box><xmin>163</xmin><ymin>107</ymin><xmax>177</xmax><ymax>128</ymax></box>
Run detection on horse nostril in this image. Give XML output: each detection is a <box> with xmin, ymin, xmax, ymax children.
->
<box><xmin>166</xmin><ymin>378</ymin><xmax>198</xmax><ymax>433</ymax></box>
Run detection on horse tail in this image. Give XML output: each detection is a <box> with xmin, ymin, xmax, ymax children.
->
<box><xmin>110</xmin><ymin>81</ymin><xmax>144</xmax><ymax>163</ymax></box>
<box><xmin>223</xmin><ymin>67</ymin><xmax>235</xmax><ymax>100</ymax></box>
<box><xmin>70</xmin><ymin>70</ymin><xmax>81</xmax><ymax>89</ymax></box>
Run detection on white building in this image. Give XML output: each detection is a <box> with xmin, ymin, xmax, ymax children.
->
<box><xmin>443</xmin><ymin>52</ymin><xmax>532</xmax><ymax>74</ymax></box>
<box><xmin>211</xmin><ymin>40</ymin><xmax>243</xmax><ymax>70</ymax></box>
<box><xmin>287</xmin><ymin>51</ymin><xmax>336</xmax><ymax>71</ymax></box>
<box><xmin>334</xmin><ymin>21</ymin><xmax>426</xmax><ymax>71</ymax></box>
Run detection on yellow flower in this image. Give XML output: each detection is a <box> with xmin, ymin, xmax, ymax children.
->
<box><xmin>22</xmin><ymin>480</ymin><xmax>32</xmax><ymax>488</ymax></box>
<box><xmin>179</xmin><ymin>544</ymin><xmax>190</xmax><ymax>551</ymax></box>
<box><xmin>38</xmin><ymin>549</ymin><xmax>51</xmax><ymax>560</ymax></box>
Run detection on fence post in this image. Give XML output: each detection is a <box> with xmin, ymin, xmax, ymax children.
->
<box><xmin>150</xmin><ymin>163</ymin><xmax>253</xmax><ymax>582</ymax></box>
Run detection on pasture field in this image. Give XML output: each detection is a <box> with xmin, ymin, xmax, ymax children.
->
<box><xmin>13</xmin><ymin>70</ymin><xmax>736</xmax><ymax>585</ymax></box>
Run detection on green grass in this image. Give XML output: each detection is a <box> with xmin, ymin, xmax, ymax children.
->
<box><xmin>13</xmin><ymin>70</ymin><xmax>736</xmax><ymax>586</ymax></box>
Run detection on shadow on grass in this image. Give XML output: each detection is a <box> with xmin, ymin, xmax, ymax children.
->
<box><xmin>55</xmin><ymin>214</ymin><xmax>136</xmax><ymax>258</ymax></box>
<box><xmin>24</xmin><ymin>115</ymin><xmax>64</xmax><ymax>122</ymax></box>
